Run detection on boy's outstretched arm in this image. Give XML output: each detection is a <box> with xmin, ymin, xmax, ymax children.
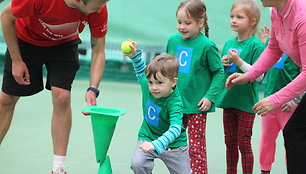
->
<box><xmin>124</xmin><ymin>42</ymin><xmax>146</xmax><ymax>79</ymax></box>
<box><xmin>129</xmin><ymin>49</ymin><xmax>146</xmax><ymax>79</ymax></box>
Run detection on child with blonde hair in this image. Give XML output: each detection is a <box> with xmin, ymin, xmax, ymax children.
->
<box><xmin>225</xmin><ymin>0</ymin><xmax>306</xmax><ymax>172</ymax></box>
<box><xmin>167</xmin><ymin>0</ymin><xmax>224</xmax><ymax>173</ymax></box>
<box><xmin>216</xmin><ymin>0</ymin><xmax>264</xmax><ymax>173</ymax></box>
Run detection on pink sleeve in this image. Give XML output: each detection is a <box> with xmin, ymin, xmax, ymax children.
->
<box><xmin>269</xmin><ymin>17</ymin><xmax>306</xmax><ymax>108</ymax></box>
<box><xmin>246</xmin><ymin>17</ymin><xmax>283</xmax><ymax>83</ymax></box>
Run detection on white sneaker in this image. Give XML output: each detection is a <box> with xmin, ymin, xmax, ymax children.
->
<box><xmin>50</xmin><ymin>164</ymin><xmax>67</xmax><ymax>174</ymax></box>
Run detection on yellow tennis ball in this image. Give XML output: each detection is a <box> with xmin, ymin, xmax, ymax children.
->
<box><xmin>121</xmin><ymin>41</ymin><xmax>133</xmax><ymax>54</ymax></box>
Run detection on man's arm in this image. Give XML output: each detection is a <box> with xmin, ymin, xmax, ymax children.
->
<box><xmin>85</xmin><ymin>36</ymin><xmax>106</xmax><ymax>106</ymax></box>
<box><xmin>1</xmin><ymin>3</ymin><xmax>30</xmax><ymax>85</ymax></box>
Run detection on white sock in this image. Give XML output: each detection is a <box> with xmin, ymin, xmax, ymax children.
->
<box><xmin>53</xmin><ymin>155</ymin><xmax>66</xmax><ymax>171</ymax></box>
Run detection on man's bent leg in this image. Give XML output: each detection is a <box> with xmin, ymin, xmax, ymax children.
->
<box><xmin>51</xmin><ymin>87</ymin><xmax>72</xmax><ymax>156</ymax></box>
<box><xmin>0</xmin><ymin>92</ymin><xmax>19</xmax><ymax>144</ymax></box>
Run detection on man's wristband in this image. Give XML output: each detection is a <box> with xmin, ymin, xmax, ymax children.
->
<box><xmin>87</xmin><ymin>87</ymin><xmax>100</xmax><ymax>98</ymax></box>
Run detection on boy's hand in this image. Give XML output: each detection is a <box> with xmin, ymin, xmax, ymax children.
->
<box><xmin>124</xmin><ymin>40</ymin><xmax>138</xmax><ymax>58</ymax></box>
<box><xmin>140</xmin><ymin>141</ymin><xmax>155</xmax><ymax>153</ymax></box>
<box><xmin>198</xmin><ymin>98</ymin><xmax>212</xmax><ymax>111</ymax></box>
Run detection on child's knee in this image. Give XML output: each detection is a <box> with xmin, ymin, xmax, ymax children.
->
<box><xmin>238</xmin><ymin>141</ymin><xmax>252</xmax><ymax>153</ymax></box>
<box><xmin>131</xmin><ymin>157</ymin><xmax>153</xmax><ymax>172</ymax></box>
<box><xmin>224</xmin><ymin>137</ymin><xmax>237</xmax><ymax>148</ymax></box>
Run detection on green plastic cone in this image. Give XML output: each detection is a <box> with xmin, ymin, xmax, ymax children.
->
<box><xmin>81</xmin><ymin>106</ymin><xmax>127</xmax><ymax>164</ymax></box>
<box><xmin>98</xmin><ymin>156</ymin><xmax>112</xmax><ymax>174</ymax></box>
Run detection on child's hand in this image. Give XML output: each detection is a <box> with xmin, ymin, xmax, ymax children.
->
<box><xmin>228</xmin><ymin>49</ymin><xmax>243</xmax><ymax>67</ymax></box>
<box><xmin>259</xmin><ymin>25</ymin><xmax>270</xmax><ymax>45</ymax></box>
<box><xmin>281</xmin><ymin>101</ymin><xmax>295</xmax><ymax>112</ymax></box>
<box><xmin>140</xmin><ymin>141</ymin><xmax>155</xmax><ymax>153</ymax></box>
<box><xmin>198</xmin><ymin>98</ymin><xmax>212</xmax><ymax>111</ymax></box>
<box><xmin>221</xmin><ymin>55</ymin><xmax>231</xmax><ymax>66</ymax></box>
<box><xmin>228</xmin><ymin>49</ymin><xmax>239</xmax><ymax>63</ymax></box>
<box><xmin>124</xmin><ymin>40</ymin><xmax>138</xmax><ymax>58</ymax></box>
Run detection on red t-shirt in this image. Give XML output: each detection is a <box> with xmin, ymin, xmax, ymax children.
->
<box><xmin>11</xmin><ymin>0</ymin><xmax>108</xmax><ymax>46</ymax></box>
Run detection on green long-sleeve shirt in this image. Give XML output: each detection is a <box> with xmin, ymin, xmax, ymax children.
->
<box><xmin>167</xmin><ymin>33</ymin><xmax>224</xmax><ymax>114</ymax></box>
<box><xmin>216</xmin><ymin>36</ymin><xmax>264</xmax><ymax>113</ymax></box>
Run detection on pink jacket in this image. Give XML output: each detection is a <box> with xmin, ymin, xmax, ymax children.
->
<box><xmin>246</xmin><ymin>0</ymin><xmax>306</xmax><ymax>108</ymax></box>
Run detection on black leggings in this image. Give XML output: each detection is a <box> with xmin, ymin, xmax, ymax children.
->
<box><xmin>284</xmin><ymin>95</ymin><xmax>306</xmax><ymax>174</ymax></box>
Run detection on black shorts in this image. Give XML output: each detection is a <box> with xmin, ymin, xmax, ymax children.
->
<box><xmin>2</xmin><ymin>38</ymin><xmax>81</xmax><ymax>96</ymax></box>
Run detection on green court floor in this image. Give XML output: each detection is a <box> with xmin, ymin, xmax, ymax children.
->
<box><xmin>0</xmin><ymin>80</ymin><xmax>287</xmax><ymax>174</ymax></box>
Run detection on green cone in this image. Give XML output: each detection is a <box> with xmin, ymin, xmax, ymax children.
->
<box><xmin>98</xmin><ymin>156</ymin><xmax>112</xmax><ymax>174</ymax></box>
<box><xmin>81</xmin><ymin>106</ymin><xmax>127</xmax><ymax>164</ymax></box>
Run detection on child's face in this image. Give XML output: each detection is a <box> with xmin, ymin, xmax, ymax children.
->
<box><xmin>147</xmin><ymin>72</ymin><xmax>177</xmax><ymax>99</ymax></box>
<box><xmin>230</xmin><ymin>7</ymin><xmax>255</xmax><ymax>34</ymax></box>
<box><xmin>176</xmin><ymin>7</ymin><xmax>204</xmax><ymax>40</ymax></box>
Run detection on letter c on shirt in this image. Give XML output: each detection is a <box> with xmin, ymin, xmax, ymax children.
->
<box><xmin>179</xmin><ymin>51</ymin><xmax>188</xmax><ymax>67</ymax></box>
<box><xmin>147</xmin><ymin>106</ymin><xmax>156</xmax><ymax>120</ymax></box>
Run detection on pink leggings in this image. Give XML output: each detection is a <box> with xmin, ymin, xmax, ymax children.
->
<box><xmin>259</xmin><ymin>106</ymin><xmax>296</xmax><ymax>171</ymax></box>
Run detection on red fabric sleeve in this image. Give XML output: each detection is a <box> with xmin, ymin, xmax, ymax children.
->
<box><xmin>88</xmin><ymin>5</ymin><xmax>108</xmax><ymax>38</ymax></box>
<box><xmin>12</xmin><ymin>0</ymin><xmax>43</xmax><ymax>18</ymax></box>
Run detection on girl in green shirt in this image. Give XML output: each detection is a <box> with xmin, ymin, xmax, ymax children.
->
<box><xmin>216</xmin><ymin>0</ymin><xmax>264</xmax><ymax>173</ymax></box>
<box><xmin>167</xmin><ymin>0</ymin><xmax>224</xmax><ymax>173</ymax></box>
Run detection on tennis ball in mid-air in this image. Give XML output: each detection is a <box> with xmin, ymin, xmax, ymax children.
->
<box><xmin>121</xmin><ymin>41</ymin><xmax>133</xmax><ymax>54</ymax></box>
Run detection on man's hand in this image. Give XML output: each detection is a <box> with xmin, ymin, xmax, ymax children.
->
<box><xmin>82</xmin><ymin>91</ymin><xmax>97</xmax><ymax>115</ymax></box>
<box><xmin>12</xmin><ymin>59</ymin><xmax>30</xmax><ymax>85</ymax></box>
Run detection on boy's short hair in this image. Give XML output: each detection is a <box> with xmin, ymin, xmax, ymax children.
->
<box><xmin>145</xmin><ymin>54</ymin><xmax>178</xmax><ymax>80</ymax></box>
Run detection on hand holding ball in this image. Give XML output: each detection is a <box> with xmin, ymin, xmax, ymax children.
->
<box><xmin>121</xmin><ymin>41</ymin><xmax>133</xmax><ymax>54</ymax></box>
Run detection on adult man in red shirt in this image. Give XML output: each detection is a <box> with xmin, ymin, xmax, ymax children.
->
<box><xmin>0</xmin><ymin>0</ymin><xmax>108</xmax><ymax>173</ymax></box>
